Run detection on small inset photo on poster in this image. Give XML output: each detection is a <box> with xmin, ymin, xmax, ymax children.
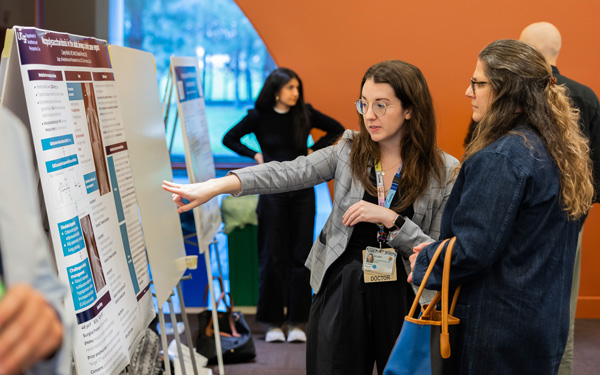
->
<box><xmin>81</xmin><ymin>82</ymin><xmax>111</xmax><ymax>196</ymax></box>
<box><xmin>80</xmin><ymin>214</ymin><xmax>107</xmax><ymax>292</ymax></box>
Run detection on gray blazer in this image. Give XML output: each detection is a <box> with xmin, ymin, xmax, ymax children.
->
<box><xmin>232</xmin><ymin>129</ymin><xmax>459</xmax><ymax>295</ymax></box>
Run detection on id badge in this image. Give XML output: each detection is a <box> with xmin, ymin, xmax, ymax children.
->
<box><xmin>363</xmin><ymin>248</ymin><xmax>397</xmax><ymax>283</ymax></box>
<box><xmin>363</xmin><ymin>246</ymin><xmax>396</xmax><ymax>274</ymax></box>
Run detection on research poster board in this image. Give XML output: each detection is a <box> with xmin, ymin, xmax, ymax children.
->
<box><xmin>4</xmin><ymin>27</ymin><xmax>154</xmax><ymax>375</ymax></box>
<box><xmin>109</xmin><ymin>45</ymin><xmax>187</xmax><ymax>306</ymax></box>
<box><xmin>0</xmin><ymin>31</ymin><xmax>13</xmax><ymax>104</ymax></box>
<box><xmin>170</xmin><ymin>56</ymin><xmax>221</xmax><ymax>252</ymax></box>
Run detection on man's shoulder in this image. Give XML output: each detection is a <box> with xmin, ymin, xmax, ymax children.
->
<box><xmin>554</xmin><ymin>69</ymin><xmax>599</xmax><ymax>103</ymax></box>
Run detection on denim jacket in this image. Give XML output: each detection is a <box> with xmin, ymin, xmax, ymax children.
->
<box><xmin>413</xmin><ymin>123</ymin><xmax>581</xmax><ymax>374</ymax></box>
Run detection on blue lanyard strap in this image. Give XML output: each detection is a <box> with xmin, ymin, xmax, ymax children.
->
<box><xmin>374</xmin><ymin>161</ymin><xmax>402</xmax><ymax>244</ymax></box>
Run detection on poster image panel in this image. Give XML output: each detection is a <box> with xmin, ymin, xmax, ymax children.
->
<box><xmin>81</xmin><ymin>81</ymin><xmax>111</xmax><ymax>196</ymax></box>
<box><xmin>80</xmin><ymin>213</ymin><xmax>107</xmax><ymax>292</ymax></box>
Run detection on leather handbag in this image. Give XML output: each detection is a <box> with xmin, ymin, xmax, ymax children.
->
<box><xmin>384</xmin><ymin>237</ymin><xmax>461</xmax><ymax>375</ymax></box>
<box><xmin>196</xmin><ymin>276</ymin><xmax>256</xmax><ymax>364</ymax></box>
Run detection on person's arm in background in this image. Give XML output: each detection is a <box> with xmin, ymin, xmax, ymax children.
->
<box><xmin>0</xmin><ymin>107</ymin><xmax>73</xmax><ymax>375</ymax></box>
<box><xmin>306</xmin><ymin>104</ymin><xmax>345</xmax><ymax>153</ymax></box>
<box><xmin>222</xmin><ymin>110</ymin><xmax>264</xmax><ymax>163</ymax></box>
<box><xmin>0</xmin><ymin>283</ymin><xmax>65</xmax><ymax>375</ymax></box>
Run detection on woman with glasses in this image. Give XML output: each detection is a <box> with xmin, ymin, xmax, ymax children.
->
<box><xmin>409</xmin><ymin>39</ymin><xmax>593</xmax><ymax>374</ymax></box>
<box><xmin>163</xmin><ymin>60</ymin><xmax>459</xmax><ymax>374</ymax></box>
<box><xmin>222</xmin><ymin>68</ymin><xmax>343</xmax><ymax>344</ymax></box>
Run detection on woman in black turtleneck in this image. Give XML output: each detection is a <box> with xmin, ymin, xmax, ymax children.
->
<box><xmin>223</xmin><ymin>68</ymin><xmax>344</xmax><ymax>343</ymax></box>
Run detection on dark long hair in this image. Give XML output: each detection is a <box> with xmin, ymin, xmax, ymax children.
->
<box><xmin>255</xmin><ymin>68</ymin><xmax>310</xmax><ymax>149</ymax></box>
<box><xmin>350</xmin><ymin>60</ymin><xmax>444</xmax><ymax>211</ymax></box>
<box><xmin>465</xmin><ymin>39</ymin><xmax>592</xmax><ymax>219</ymax></box>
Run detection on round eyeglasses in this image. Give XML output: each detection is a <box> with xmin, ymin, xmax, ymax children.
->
<box><xmin>355</xmin><ymin>99</ymin><xmax>397</xmax><ymax>117</ymax></box>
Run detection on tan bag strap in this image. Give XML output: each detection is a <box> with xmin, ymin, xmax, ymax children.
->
<box><xmin>408</xmin><ymin>238</ymin><xmax>450</xmax><ymax>318</ymax></box>
<box><xmin>407</xmin><ymin>237</ymin><xmax>458</xmax><ymax>359</ymax></box>
<box><xmin>450</xmin><ymin>286</ymin><xmax>461</xmax><ymax>316</ymax></box>
<box><xmin>440</xmin><ymin>237</ymin><xmax>457</xmax><ymax>358</ymax></box>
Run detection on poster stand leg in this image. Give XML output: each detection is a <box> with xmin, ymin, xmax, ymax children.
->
<box><xmin>177</xmin><ymin>281</ymin><xmax>200</xmax><ymax>374</ymax></box>
<box><xmin>204</xmin><ymin>241</ymin><xmax>225</xmax><ymax>375</ymax></box>
<box><xmin>168</xmin><ymin>295</ymin><xmax>188</xmax><ymax>375</ymax></box>
<box><xmin>154</xmin><ymin>278</ymin><xmax>201</xmax><ymax>375</ymax></box>
<box><xmin>168</xmin><ymin>111</ymin><xmax>179</xmax><ymax>154</ymax></box>
<box><xmin>158</xmin><ymin>307</ymin><xmax>172</xmax><ymax>375</ymax></box>
<box><xmin>163</xmin><ymin>71</ymin><xmax>173</xmax><ymax>126</ymax></box>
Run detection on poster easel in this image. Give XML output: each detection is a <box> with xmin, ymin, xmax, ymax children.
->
<box><xmin>164</xmin><ymin>55</ymin><xmax>226</xmax><ymax>375</ymax></box>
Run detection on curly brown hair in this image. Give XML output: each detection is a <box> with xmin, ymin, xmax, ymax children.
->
<box><xmin>464</xmin><ymin>39</ymin><xmax>593</xmax><ymax>219</ymax></box>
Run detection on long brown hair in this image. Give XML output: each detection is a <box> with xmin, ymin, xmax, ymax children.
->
<box><xmin>349</xmin><ymin>60</ymin><xmax>444</xmax><ymax>211</ymax></box>
<box><xmin>255</xmin><ymin>68</ymin><xmax>310</xmax><ymax>149</ymax></box>
<box><xmin>465</xmin><ymin>39</ymin><xmax>593</xmax><ymax>219</ymax></box>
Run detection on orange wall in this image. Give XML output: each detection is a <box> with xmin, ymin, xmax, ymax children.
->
<box><xmin>235</xmin><ymin>0</ymin><xmax>600</xmax><ymax>318</ymax></box>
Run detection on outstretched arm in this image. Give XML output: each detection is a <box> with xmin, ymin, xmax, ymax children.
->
<box><xmin>162</xmin><ymin>174</ymin><xmax>242</xmax><ymax>213</ymax></box>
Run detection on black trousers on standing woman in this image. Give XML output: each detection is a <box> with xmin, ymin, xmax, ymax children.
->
<box><xmin>255</xmin><ymin>187</ymin><xmax>315</xmax><ymax>325</ymax></box>
<box><xmin>306</xmin><ymin>246</ymin><xmax>414</xmax><ymax>375</ymax></box>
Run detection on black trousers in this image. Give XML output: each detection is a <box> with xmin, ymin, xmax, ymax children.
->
<box><xmin>306</xmin><ymin>247</ymin><xmax>415</xmax><ymax>375</ymax></box>
<box><xmin>255</xmin><ymin>188</ymin><xmax>315</xmax><ymax>325</ymax></box>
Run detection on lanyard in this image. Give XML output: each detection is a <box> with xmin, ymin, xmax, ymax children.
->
<box><xmin>374</xmin><ymin>160</ymin><xmax>402</xmax><ymax>245</ymax></box>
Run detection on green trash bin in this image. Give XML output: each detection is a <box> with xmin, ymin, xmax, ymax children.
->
<box><xmin>227</xmin><ymin>225</ymin><xmax>259</xmax><ymax>306</ymax></box>
<box><xmin>221</xmin><ymin>195</ymin><xmax>259</xmax><ymax>306</ymax></box>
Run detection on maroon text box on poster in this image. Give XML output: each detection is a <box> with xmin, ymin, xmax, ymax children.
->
<box><xmin>15</xmin><ymin>27</ymin><xmax>112</xmax><ymax>69</ymax></box>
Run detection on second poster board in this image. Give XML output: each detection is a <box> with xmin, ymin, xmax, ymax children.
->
<box><xmin>170</xmin><ymin>56</ymin><xmax>222</xmax><ymax>253</ymax></box>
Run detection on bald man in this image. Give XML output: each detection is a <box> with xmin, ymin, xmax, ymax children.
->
<box><xmin>521</xmin><ymin>22</ymin><xmax>600</xmax><ymax>375</ymax></box>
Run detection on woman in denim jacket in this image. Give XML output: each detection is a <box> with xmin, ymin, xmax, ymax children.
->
<box><xmin>163</xmin><ymin>60</ymin><xmax>459</xmax><ymax>374</ymax></box>
<box><xmin>410</xmin><ymin>39</ymin><xmax>594</xmax><ymax>374</ymax></box>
